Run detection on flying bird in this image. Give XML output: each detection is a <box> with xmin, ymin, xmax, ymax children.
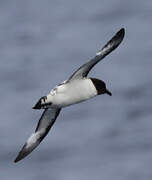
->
<box><xmin>14</xmin><ymin>28</ymin><xmax>125</xmax><ymax>163</ymax></box>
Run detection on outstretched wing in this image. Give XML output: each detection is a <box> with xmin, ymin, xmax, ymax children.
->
<box><xmin>68</xmin><ymin>28</ymin><xmax>125</xmax><ymax>81</ymax></box>
<box><xmin>14</xmin><ymin>108</ymin><xmax>61</xmax><ymax>163</ymax></box>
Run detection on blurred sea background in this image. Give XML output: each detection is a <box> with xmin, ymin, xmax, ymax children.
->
<box><xmin>1</xmin><ymin>0</ymin><xmax>152</xmax><ymax>180</ymax></box>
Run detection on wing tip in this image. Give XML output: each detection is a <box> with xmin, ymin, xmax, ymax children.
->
<box><xmin>105</xmin><ymin>27</ymin><xmax>125</xmax><ymax>52</ymax></box>
<box><xmin>14</xmin><ymin>156</ymin><xmax>20</xmax><ymax>163</ymax></box>
<box><xmin>118</xmin><ymin>28</ymin><xmax>125</xmax><ymax>35</ymax></box>
<box><xmin>116</xmin><ymin>28</ymin><xmax>125</xmax><ymax>40</ymax></box>
<box><xmin>14</xmin><ymin>143</ymin><xmax>28</xmax><ymax>163</ymax></box>
<box><xmin>113</xmin><ymin>28</ymin><xmax>125</xmax><ymax>46</ymax></box>
<box><xmin>96</xmin><ymin>28</ymin><xmax>125</xmax><ymax>56</ymax></box>
<box><xmin>14</xmin><ymin>133</ymin><xmax>40</xmax><ymax>163</ymax></box>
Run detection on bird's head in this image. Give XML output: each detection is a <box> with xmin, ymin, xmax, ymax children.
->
<box><xmin>91</xmin><ymin>78</ymin><xmax>112</xmax><ymax>96</ymax></box>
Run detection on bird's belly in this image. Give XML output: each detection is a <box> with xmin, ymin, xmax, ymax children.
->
<box><xmin>51</xmin><ymin>79</ymin><xmax>97</xmax><ymax>107</ymax></box>
<box><xmin>53</xmin><ymin>92</ymin><xmax>88</xmax><ymax>107</ymax></box>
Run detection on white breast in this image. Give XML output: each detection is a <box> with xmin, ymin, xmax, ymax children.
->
<box><xmin>47</xmin><ymin>78</ymin><xmax>97</xmax><ymax>108</ymax></box>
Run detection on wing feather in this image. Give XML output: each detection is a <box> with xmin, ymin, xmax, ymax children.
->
<box><xmin>14</xmin><ymin>108</ymin><xmax>61</xmax><ymax>163</ymax></box>
<box><xmin>68</xmin><ymin>28</ymin><xmax>125</xmax><ymax>81</ymax></box>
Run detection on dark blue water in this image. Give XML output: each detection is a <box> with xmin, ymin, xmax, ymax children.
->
<box><xmin>1</xmin><ymin>1</ymin><xmax>152</xmax><ymax>179</ymax></box>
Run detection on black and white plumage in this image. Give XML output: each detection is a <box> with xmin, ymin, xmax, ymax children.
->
<box><xmin>14</xmin><ymin>28</ymin><xmax>125</xmax><ymax>163</ymax></box>
<box><xmin>14</xmin><ymin>108</ymin><xmax>61</xmax><ymax>163</ymax></box>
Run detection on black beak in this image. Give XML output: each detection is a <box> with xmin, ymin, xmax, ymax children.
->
<box><xmin>105</xmin><ymin>89</ymin><xmax>112</xmax><ymax>96</ymax></box>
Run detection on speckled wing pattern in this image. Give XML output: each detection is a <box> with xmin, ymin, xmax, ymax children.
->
<box><xmin>14</xmin><ymin>108</ymin><xmax>61</xmax><ymax>163</ymax></box>
<box><xmin>68</xmin><ymin>28</ymin><xmax>125</xmax><ymax>81</ymax></box>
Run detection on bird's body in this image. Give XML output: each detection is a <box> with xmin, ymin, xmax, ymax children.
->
<box><xmin>14</xmin><ymin>28</ymin><xmax>125</xmax><ymax>163</ymax></box>
<box><xmin>42</xmin><ymin>78</ymin><xmax>97</xmax><ymax>108</ymax></box>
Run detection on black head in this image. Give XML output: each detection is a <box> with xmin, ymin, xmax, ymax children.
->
<box><xmin>91</xmin><ymin>78</ymin><xmax>112</xmax><ymax>96</ymax></box>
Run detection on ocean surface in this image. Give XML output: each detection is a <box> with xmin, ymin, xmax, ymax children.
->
<box><xmin>1</xmin><ymin>1</ymin><xmax>152</xmax><ymax>180</ymax></box>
